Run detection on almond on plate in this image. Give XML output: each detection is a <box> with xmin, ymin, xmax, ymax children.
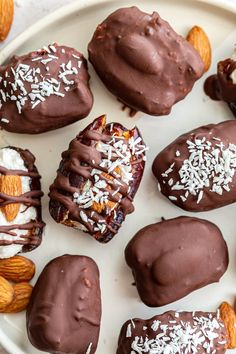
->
<box><xmin>219</xmin><ymin>301</ymin><xmax>236</xmax><ymax>349</ymax></box>
<box><xmin>0</xmin><ymin>275</ymin><xmax>14</xmax><ymax>310</ymax></box>
<box><xmin>0</xmin><ymin>0</ymin><xmax>14</xmax><ymax>41</ymax></box>
<box><xmin>0</xmin><ymin>256</ymin><xmax>35</xmax><ymax>282</ymax></box>
<box><xmin>3</xmin><ymin>282</ymin><xmax>33</xmax><ymax>313</ymax></box>
<box><xmin>187</xmin><ymin>25</ymin><xmax>211</xmax><ymax>71</ymax></box>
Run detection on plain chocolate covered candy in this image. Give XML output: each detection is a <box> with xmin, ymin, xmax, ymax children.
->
<box><xmin>26</xmin><ymin>255</ymin><xmax>101</xmax><ymax>354</ymax></box>
<box><xmin>152</xmin><ymin>120</ymin><xmax>236</xmax><ymax>211</ymax></box>
<box><xmin>125</xmin><ymin>216</ymin><xmax>228</xmax><ymax>307</ymax></box>
<box><xmin>117</xmin><ymin>311</ymin><xmax>228</xmax><ymax>354</ymax></box>
<box><xmin>204</xmin><ymin>52</ymin><xmax>236</xmax><ymax>117</ymax></box>
<box><xmin>88</xmin><ymin>6</ymin><xmax>204</xmax><ymax>116</ymax></box>
<box><xmin>0</xmin><ymin>44</ymin><xmax>93</xmax><ymax>134</ymax></box>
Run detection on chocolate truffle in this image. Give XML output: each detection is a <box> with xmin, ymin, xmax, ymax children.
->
<box><xmin>26</xmin><ymin>255</ymin><xmax>101</xmax><ymax>354</ymax></box>
<box><xmin>0</xmin><ymin>43</ymin><xmax>93</xmax><ymax>134</ymax></box>
<box><xmin>125</xmin><ymin>216</ymin><xmax>228</xmax><ymax>307</ymax></box>
<box><xmin>152</xmin><ymin>120</ymin><xmax>236</xmax><ymax>211</ymax></box>
<box><xmin>204</xmin><ymin>50</ymin><xmax>236</xmax><ymax>117</ymax></box>
<box><xmin>88</xmin><ymin>6</ymin><xmax>204</xmax><ymax>116</ymax></box>
<box><xmin>117</xmin><ymin>311</ymin><xmax>228</xmax><ymax>354</ymax></box>
<box><xmin>0</xmin><ymin>146</ymin><xmax>45</xmax><ymax>258</ymax></box>
<box><xmin>49</xmin><ymin>115</ymin><xmax>147</xmax><ymax>243</ymax></box>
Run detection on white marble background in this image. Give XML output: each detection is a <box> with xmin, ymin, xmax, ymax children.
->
<box><xmin>0</xmin><ymin>0</ymin><xmax>236</xmax><ymax>353</ymax></box>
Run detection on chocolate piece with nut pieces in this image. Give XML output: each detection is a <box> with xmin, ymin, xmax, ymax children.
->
<box><xmin>0</xmin><ymin>146</ymin><xmax>45</xmax><ymax>259</ymax></box>
<box><xmin>26</xmin><ymin>255</ymin><xmax>101</xmax><ymax>354</ymax></box>
<box><xmin>125</xmin><ymin>216</ymin><xmax>228</xmax><ymax>307</ymax></box>
<box><xmin>49</xmin><ymin>115</ymin><xmax>147</xmax><ymax>243</ymax></box>
<box><xmin>0</xmin><ymin>44</ymin><xmax>93</xmax><ymax>133</ymax></box>
<box><xmin>117</xmin><ymin>311</ymin><xmax>228</xmax><ymax>354</ymax></box>
<box><xmin>152</xmin><ymin>120</ymin><xmax>236</xmax><ymax>211</ymax></box>
<box><xmin>88</xmin><ymin>6</ymin><xmax>204</xmax><ymax>116</ymax></box>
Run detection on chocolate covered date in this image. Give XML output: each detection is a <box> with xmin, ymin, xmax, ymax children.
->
<box><xmin>204</xmin><ymin>49</ymin><xmax>236</xmax><ymax>117</ymax></box>
<box><xmin>117</xmin><ymin>311</ymin><xmax>228</xmax><ymax>354</ymax></box>
<box><xmin>0</xmin><ymin>146</ymin><xmax>45</xmax><ymax>258</ymax></box>
<box><xmin>152</xmin><ymin>120</ymin><xmax>236</xmax><ymax>211</ymax></box>
<box><xmin>88</xmin><ymin>6</ymin><xmax>204</xmax><ymax>116</ymax></box>
<box><xmin>49</xmin><ymin>115</ymin><xmax>147</xmax><ymax>243</ymax></box>
<box><xmin>0</xmin><ymin>44</ymin><xmax>93</xmax><ymax>134</ymax></box>
<box><xmin>26</xmin><ymin>255</ymin><xmax>101</xmax><ymax>354</ymax></box>
<box><xmin>125</xmin><ymin>216</ymin><xmax>228</xmax><ymax>307</ymax></box>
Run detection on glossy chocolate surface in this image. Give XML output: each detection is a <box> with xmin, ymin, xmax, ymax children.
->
<box><xmin>117</xmin><ymin>311</ymin><xmax>228</xmax><ymax>354</ymax></box>
<box><xmin>0</xmin><ymin>147</ymin><xmax>45</xmax><ymax>252</ymax></box>
<box><xmin>152</xmin><ymin>120</ymin><xmax>236</xmax><ymax>211</ymax></box>
<box><xmin>204</xmin><ymin>58</ymin><xmax>236</xmax><ymax>117</ymax></box>
<box><xmin>88</xmin><ymin>6</ymin><xmax>204</xmax><ymax>116</ymax></box>
<box><xmin>125</xmin><ymin>216</ymin><xmax>228</xmax><ymax>307</ymax></box>
<box><xmin>49</xmin><ymin>115</ymin><xmax>146</xmax><ymax>243</ymax></box>
<box><xmin>0</xmin><ymin>44</ymin><xmax>93</xmax><ymax>134</ymax></box>
<box><xmin>27</xmin><ymin>255</ymin><xmax>101</xmax><ymax>354</ymax></box>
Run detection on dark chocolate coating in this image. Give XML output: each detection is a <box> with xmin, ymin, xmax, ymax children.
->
<box><xmin>0</xmin><ymin>44</ymin><xmax>93</xmax><ymax>134</ymax></box>
<box><xmin>117</xmin><ymin>311</ymin><xmax>228</xmax><ymax>354</ymax></box>
<box><xmin>88</xmin><ymin>6</ymin><xmax>204</xmax><ymax>116</ymax></box>
<box><xmin>26</xmin><ymin>255</ymin><xmax>101</xmax><ymax>354</ymax></box>
<box><xmin>204</xmin><ymin>58</ymin><xmax>236</xmax><ymax>117</ymax></box>
<box><xmin>49</xmin><ymin>115</ymin><xmax>146</xmax><ymax>243</ymax></box>
<box><xmin>152</xmin><ymin>120</ymin><xmax>236</xmax><ymax>211</ymax></box>
<box><xmin>0</xmin><ymin>146</ymin><xmax>45</xmax><ymax>253</ymax></box>
<box><xmin>125</xmin><ymin>216</ymin><xmax>228</xmax><ymax>307</ymax></box>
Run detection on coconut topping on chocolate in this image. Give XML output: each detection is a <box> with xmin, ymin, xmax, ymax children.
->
<box><xmin>162</xmin><ymin>136</ymin><xmax>236</xmax><ymax>203</ymax></box>
<box><xmin>117</xmin><ymin>312</ymin><xmax>228</xmax><ymax>354</ymax></box>
<box><xmin>49</xmin><ymin>115</ymin><xmax>147</xmax><ymax>242</ymax></box>
<box><xmin>152</xmin><ymin>120</ymin><xmax>236</xmax><ymax>211</ymax></box>
<box><xmin>0</xmin><ymin>44</ymin><xmax>93</xmax><ymax>133</ymax></box>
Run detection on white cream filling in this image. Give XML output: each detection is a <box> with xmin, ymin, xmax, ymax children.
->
<box><xmin>230</xmin><ymin>49</ymin><xmax>236</xmax><ymax>84</ymax></box>
<box><xmin>0</xmin><ymin>148</ymin><xmax>36</xmax><ymax>258</ymax></box>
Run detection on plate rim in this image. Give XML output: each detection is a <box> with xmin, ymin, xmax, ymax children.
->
<box><xmin>0</xmin><ymin>0</ymin><xmax>236</xmax><ymax>353</ymax></box>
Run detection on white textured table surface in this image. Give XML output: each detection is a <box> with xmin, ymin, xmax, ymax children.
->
<box><xmin>0</xmin><ymin>0</ymin><xmax>235</xmax><ymax>353</ymax></box>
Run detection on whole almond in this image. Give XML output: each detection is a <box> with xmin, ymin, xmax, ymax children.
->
<box><xmin>3</xmin><ymin>282</ymin><xmax>33</xmax><ymax>313</ymax></box>
<box><xmin>0</xmin><ymin>256</ymin><xmax>35</xmax><ymax>282</ymax></box>
<box><xmin>0</xmin><ymin>275</ymin><xmax>14</xmax><ymax>310</ymax></box>
<box><xmin>0</xmin><ymin>175</ymin><xmax>22</xmax><ymax>222</ymax></box>
<box><xmin>187</xmin><ymin>25</ymin><xmax>211</xmax><ymax>72</ymax></box>
<box><xmin>219</xmin><ymin>301</ymin><xmax>236</xmax><ymax>349</ymax></box>
<box><xmin>0</xmin><ymin>0</ymin><xmax>14</xmax><ymax>41</ymax></box>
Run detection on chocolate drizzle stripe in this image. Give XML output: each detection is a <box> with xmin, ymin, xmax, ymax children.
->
<box><xmin>0</xmin><ymin>147</ymin><xmax>45</xmax><ymax>250</ymax></box>
<box><xmin>0</xmin><ymin>190</ymin><xmax>43</xmax><ymax>207</ymax></box>
<box><xmin>49</xmin><ymin>116</ymin><xmax>147</xmax><ymax>242</ymax></box>
<box><xmin>0</xmin><ymin>166</ymin><xmax>41</xmax><ymax>178</ymax></box>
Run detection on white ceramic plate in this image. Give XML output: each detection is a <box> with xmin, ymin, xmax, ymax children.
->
<box><xmin>0</xmin><ymin>0</ymin><xmax>236</xmax><ymax>353</ymax></box>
